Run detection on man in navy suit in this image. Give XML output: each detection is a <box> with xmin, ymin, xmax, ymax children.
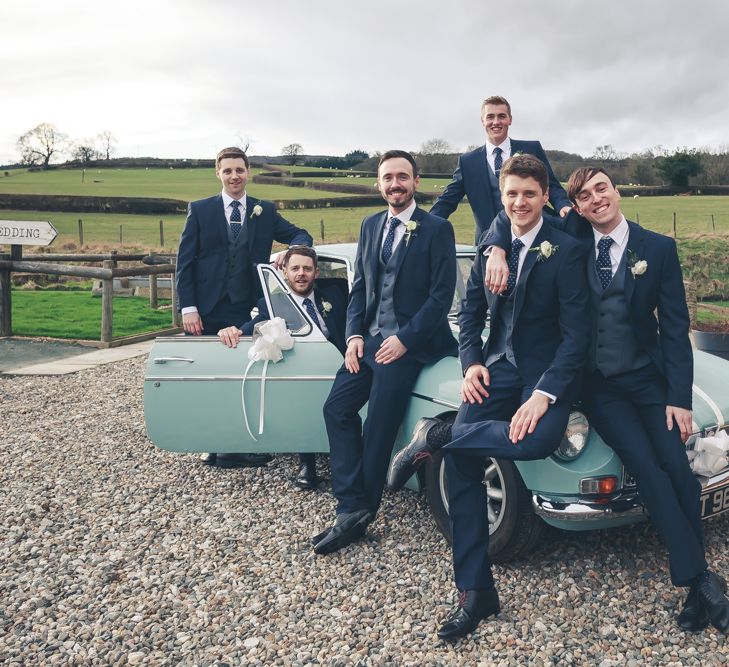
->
<box><xmin>431</xmin><ymin>95</ymin><xmax>571</xmax><ymax>243</ymax></box>
<box><xmin>176</xmin><ymin>146</ymin><xmax>312</xmax><ymax>468</ymax></box>
<box><xmin>482</xmin><ymin>167</ymin><xmax>729</xmax><ymax>634</ymax></box>
<box><xmin>388</xmin><ymin>155</ymin><xmax>590</xmax><ymax>640</ymax></box>
<box><xmin>313</xmin><ymin>150</ymin><xmax>458</xmax><ymax>556</ymax></box>
<box><xmin>218</xmin><ymin>245</ymin><xmax>347</xmax><ymax>488</ymax></box>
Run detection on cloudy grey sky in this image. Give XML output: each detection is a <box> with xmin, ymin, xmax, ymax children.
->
<box><xmin>2</xmin><ymin>0</ymin><xmax>727</xmax><ymax>164</ymax></box>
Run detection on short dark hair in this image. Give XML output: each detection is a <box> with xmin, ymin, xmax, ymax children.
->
<box><xmin>566</xmin><ymin>167</ymin><xmax>616</xmax><ymax>204</ymax></box>
<box><xmin>283</xmin><ymin>245</ymin><xmax>317</xmax><ymax>268</ymax></box>
<box><xmin>378</xmin><ymin>150</ymin><xmax>418</xmax><ymax>177</ymax></box>
<box><xmin>216</xmin><ymin>146</ymin><xmax>249</xmax><ymax>169</ymax></box>
<box><xmin>481</xmin><ymin>95</ymin><xmax>511</xmax><ymax>117</ymax></box>
<box><xmin>499</xmin><ymin>154</ymin><xmax>548</xmax><ymax>193</ymax></box>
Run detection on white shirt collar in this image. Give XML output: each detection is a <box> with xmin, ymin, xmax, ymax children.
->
<box><xmin>291</xmin><ymin>289</ymin><xmax>315</xmax><ymax>305</ymax></box>
<box><xmin>222</xmin><ymin>190</ymin><xmax>247</xmax><ymax>210</ymax></box>
<box><xmin>511</xmin><ymin>218</ymin><xmax>543</xmax><ymax>248</ymax></box>
<box><xmin>388</xmin><ymin>199</ymin><xmax>416</xmax><ymax>224</ymax></box>
<box><xmin>592</xmin><ymin>215</ymin><xmax>629</xmax><ymax>247</ymax></box>
<box><xmin>486</xmin><ymin>137</ymin><xmax>512</xmax><ymax>157</ymax></box>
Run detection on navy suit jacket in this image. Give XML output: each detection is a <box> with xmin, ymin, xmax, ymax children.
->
<box><xmin>176</xmin><ymin>194</ymin><xmax>313</xmax><ymax>318</ymax></box>
<box><xmin>485</xmin><ymin>211</ymin><xmax>693</xmax><ymax>408</ymax></box>
<box><xmin>347</xmin><ymin>207</ymin><xmax>458</xmax><ymax>364</ymax></box>
<box><xmin>240</xmin><ymin>280</ymin><xmax>347</xmax><ymax>355</ymax></box>
<box><xmin>431</xmin><ymin>140</ymin><xmax>571</xmax><ymax>243</ymax></box>
<box><xmin>460</xmin><ymin>223</ymin><xmax>590</xmax><ymax>402</ymax></box>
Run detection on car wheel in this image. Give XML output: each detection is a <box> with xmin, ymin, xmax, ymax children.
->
<box><xmin>423</xmin><ymin>449</ymin><xmax>545</xmax><ymax>564</ymax></box>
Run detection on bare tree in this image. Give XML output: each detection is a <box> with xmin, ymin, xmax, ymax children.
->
<box><xmin>281</xmin><ymin>143</ymin><xmax>304</xmax><ymax>165</ymax></box>
<box><xmin>419</xmin><ymin>137</ymin><xmax>454</xmax><ymax>173</ymax></box>
<box><xmin>97</xmin><ymin>130</ymin><xmax>117</xmax><ymax>160</ymax></box>
<box><xmin>591</xmin><ymin>144</ymin><xmax>619</xmax><ymax>162</ymax></box>
<box><xmin>17</xmin><ymin>122</ymin><xmax>66</xmax><ymax>167</ymax></box>
<box><xmin>235</xmin><ymin>132</ymin><xmax>251</xmax><ymax>153</ymax></box>
<box><xmin>72</xmin><ymin>139</ymin><xmax>100</xmax><ymax>165</ymax></box>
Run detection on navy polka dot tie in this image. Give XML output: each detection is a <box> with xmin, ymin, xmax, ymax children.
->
<box><xmin>302</xmin><ymin>297</ymin><xmax>321</xmax><ymax>331</ymax></box>
<box><xmin>382</xmin><ymin>217</ymin><xmax>401</xmax><ymax>264</ymax></box>
<box><xmin>230</xmin><ymin>200</ymin><xmax>242</xmax><ymax>239</ymax></box>
<box><xmin>596</xmin><ymin>236</ymin><xmax>614</xmax><ymax>290</ymax></box>
<box><xmin>504</xmin><ymin>237</ymin><xmax>524</xmax><ymax>296</ymax></box>
<box><xmin>493</xmin><ymin>146</ymin><xmax>503</xmax><ymax>176</ymax></box>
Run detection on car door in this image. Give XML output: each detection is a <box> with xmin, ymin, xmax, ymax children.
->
<box><xmin>144</xmin><ymin>264</ymin><xmax>343</xmax><ymax>454</ymax></box>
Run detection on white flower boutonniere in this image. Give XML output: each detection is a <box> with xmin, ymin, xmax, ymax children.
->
<box><xmin>529</xmin><ymin>240</ymin><xmax>559</xmax><ymax>262</ymax></box>
<box><xmin>628</xmin><ymin>250</ymin><xmax>647</xmax><ymax>277</ymax></box>
<box><xmin>252</xmin><ymin>204</ymin><xmax>263</xmax><ymax>217</ymax></box>
<box><xmin>404</xmin><ymin>220</ymin><xmax>419</xmax><ymax>246</ymax></box>
<box><xmin>512</xmin><ymin>150</ymin><xmax>524</xmax><ymax>158</ymax></box>
<box><xmin>321</xmin><ymin>300</ymin><xmax>332</xmax><ymax>316</ymax></box>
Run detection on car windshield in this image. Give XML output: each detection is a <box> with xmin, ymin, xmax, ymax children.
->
<box><xmin>451</xmin><ymin>254</ymin><xmax>475</xmax><ymax>319</ymax></box>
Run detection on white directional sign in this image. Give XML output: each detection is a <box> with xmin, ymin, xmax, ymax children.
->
<box><xmin>0</xmin><ymin>220</ymin><xmax>58</xmax><ymax>246</ymax></box>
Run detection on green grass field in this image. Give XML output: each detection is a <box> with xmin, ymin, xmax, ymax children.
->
<box><xmin>11</xmin><ymin>290</ymin><xmax>174</xmax><ymax>339</ymax></box>
<box><xmin>0</xmin><ymin>167</ymin><xmax>352</xmax><ymax>201</ymax></box>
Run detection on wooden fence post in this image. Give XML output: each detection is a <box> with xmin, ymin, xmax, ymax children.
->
<box><xmin>673</xmin><ymin>212</ymin><xmax>677</xmax><ymax>237</ymax></box>
<box><xmin>711</xmin><ymin>214</ymin><xmax>716</xmax><ymax>232</ymax></box>
<box><xmin>170</xmin><ymin>258</ymin><xmax>181</xmax><ymax>327</ymax></box>
<box><xmin>149</xmin><ymin>274</ymin><xmax>158</xmax><ymax>309</ymax></box>
<box><xmin>78</xmin><ymin>219</ymin><xmax>84</xmax><ymax>246</ymax></box>
<box><xmin>320</xmin><ymin>219</ymin><xmax>325</xmax><ymax>241</ymax></box>
<box><xmin>101</xmin><ymin>259</ymin><xmax>114</xmax><ymax>343</ymax></box>
<box><xmin>119</xmin><ymin>225</ymin><xmax>123</xmax><ymax>244</ymax></box>
<box><xmin>636</xmin><ymin>212</ymin><xmax>640</xmax><ymax>225</ymax></box>
<box><xmin>0</xmin><ymin>252</ymin><xmax>11</xmax><ymax>337</ymax></box>
<box><xmin>159</xmin><ymin>220</ymin><xmax>165</xmax><ymax>247</ymax></box>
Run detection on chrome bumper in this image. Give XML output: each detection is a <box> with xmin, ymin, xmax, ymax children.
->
<box><xmin>533</xmin><ymin>492</ymin><xmax>645</xmax><ymax>522</ymax></box>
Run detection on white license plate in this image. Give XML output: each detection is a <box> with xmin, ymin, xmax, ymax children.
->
<box><xmin>700</xmin><ymin>481</ymin><xmax>729</xmax><ymax>518</ymax></box>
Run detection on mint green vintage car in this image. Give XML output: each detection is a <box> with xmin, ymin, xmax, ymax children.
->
<box><xmin>144</xmin><ymin>243</ymin><xmax>729</xmax><ymax>562</ymax></box>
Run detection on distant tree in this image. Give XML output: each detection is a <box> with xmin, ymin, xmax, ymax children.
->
<box><xmin>631</xmin><ymin>160</ymin><xmax>657</xmax><ymax>186</ymax></box>
<box><xmin>591</xmin><ymin>144</ymin><xmax>619</xmax><ymax>162</ymax></box>
<box><xmin>72</xmin><ymin>140</ymin><xmax>100</xmax><ymax>165</ymax></box>
<box><xmin>343</xmin><ymin>149</ymin><xmax>369</xmax><ymax>168</ymax></box>
<box><xmin>282</xmin><ymin>143</ymin><xmax>304</xmax><ymax>165</ymax></box>
<box><xmin>235</xmin><ymin>132</ymin><xmax>251</xmax><ymax>153</ymax></box>
<box><xmin>97</xmin><ymin>130</ymin><xmax>117</xmax><ymax>160</ymax></box>
<box><xmin>655</xmin><ymin>149</ymin><xmax>703</xmax><ymax>187</ymax></box>
<box><xmin>17</xmin><ymin>122</ymin><xmax>66</xmax><ymax>167</ymax></box>
<box><xmin>419</xmin><ymin>137</ymin><xmax>454</xmax><ymax>173</ymax></box>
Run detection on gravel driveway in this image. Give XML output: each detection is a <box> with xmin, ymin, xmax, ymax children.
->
<box><xmin>2</xmin><ymin>358</ymin><xmax>728</xmax><ymax>666</ymax></box>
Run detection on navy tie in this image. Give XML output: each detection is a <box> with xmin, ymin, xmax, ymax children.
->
<box><xmin>230</xmin><ymin>200</ymin><xmax>242</xmax><ymax>239</ymax></box>
<box><xmin>303</xmin><ymin>297</ymin><xmax>321</xmax><ymax>330</ymax></box>
<box><xmin>493</xmin><ymin>147</ymin><xmax>503</xmax><ymax>176</ymax></box>
<box><xmin>381</xmin><ymin>217</ymin><xmax>401</xmax><ymax>264</ymax></box>
<box><xmin>596</xmin><ymin>236</ymin><xmax>614</xmax><ymax>290</ymax></box>
<box><xmin>504</xmin><ymin>237</ymin><xmax>524</xmax><ymax>296</ymax></box>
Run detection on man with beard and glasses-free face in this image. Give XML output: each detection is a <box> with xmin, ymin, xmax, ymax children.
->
<box><xmin>176</xmin><ymin>146</ymin><xmax>312</xmax><ymax>469</ymax></box>
<box><xmin>481</xmin><ymin>166</ymin><xmax>729</xmax><ymax>634</ymax></box>
<box><xmin>313</xmin><ymin>150</ymin><xmax>457</xmax><ymax>556</ymax></box>
<box><xmin>388</xmin><ymin>154</ymin><xmax>590</xmax><ymax>640</ymax></box>
<box><xmin>431</xmin><ymin>95</ymin><xmax>571</xmax><ymax>244</ymax></box>
<box><xmin>218</xmin><ymin>246</ymin><xmax>347</xmax><ymax>489</ymax></box>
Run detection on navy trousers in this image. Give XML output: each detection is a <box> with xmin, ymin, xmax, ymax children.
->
<box><xmin>324</xmin><ymin>333</ymin><xmax>423</xmax><ymax>515</ymax></box>
<box><xmin>583</xmin><ymin>364</ymin><xmax>706</xmax><ymax>586</ymax></box>
<box><xmin>445</xmin><ymin>359</ymin><xmax>572</xmax><ymax>591</ymax></box>
<box><xmin>200</xmin><ymin>295</ymin><xmax>252</xmax><ymax>336</ymax></box>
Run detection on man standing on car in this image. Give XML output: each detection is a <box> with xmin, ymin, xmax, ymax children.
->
<box><xmin>431</xmin><ymin>95</ymin><xmax>571</xmax><ymax>244</ymax></box>
<box><xmin>217</xmin><ymin>245</ymin><xmax>347</xmax><ymax>489</ymax></box>
<box><xmin>313</xmin><ymin>150</ymin><xmax>457</xmax><ymax>556</ymax></box>
<box><xmin>176</xmin><ymin>146</ymin><xmax>313</xmax><ymax>469</ymax></box>
<box><xmin>481</xmin><ymin>166</ymin><xmax>729</xmax><ymax>634</ymax></box>
<box><xmin>387</xmin><ymin>154</ymin><xmax>590</xmax><ymax>640</ymax></box>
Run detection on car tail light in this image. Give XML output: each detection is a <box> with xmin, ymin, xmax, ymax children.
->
<box><xmin>579</xmin><ymin>476</ymin><xmax>618</xmax><ymax>495</ymax></box>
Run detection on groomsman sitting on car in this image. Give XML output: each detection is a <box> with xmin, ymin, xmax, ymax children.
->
<box><xmin>480</xmin><ymin>166</ymin><xmax>729</xmax><ymax>634</ymax></box>
<box><xmin>387</xmin><ymin>154</ymin><xmax>590</xmax><ymax>640</ymax></box>
<box><xmin>176</xmin><ymin>146</ymin><xmax>313</xmax><ymax>469</ymax></box>
<box><xmin>218</xmin><ymin>245</ymin><xmax>347</xmax><ymax>489</ymax></box>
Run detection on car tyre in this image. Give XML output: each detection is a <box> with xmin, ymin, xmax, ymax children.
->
<box><xmin>423</xmin><ymin>449</ymin><xmax>545</xmax><ymax>563</ymax></box>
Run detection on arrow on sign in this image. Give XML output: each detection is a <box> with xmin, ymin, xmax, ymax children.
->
<box><xmin>0</xmin><ymin>220</ymin><xmax>58</xmax><ymax>247</ymax></box>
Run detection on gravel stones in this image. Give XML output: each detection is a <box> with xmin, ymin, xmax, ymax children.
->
<box><xmin>1</xmin><ymin>357</ymin><xmax>728</xmax><ymax>665</ymax></box>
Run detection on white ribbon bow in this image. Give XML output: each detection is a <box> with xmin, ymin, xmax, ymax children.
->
<box><xmin>688</xmin><ymin>430</ymin><xmax>729</xmax><ymax>477</ymax></box>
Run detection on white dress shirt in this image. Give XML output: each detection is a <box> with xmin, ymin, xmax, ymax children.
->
<box><xmin>592</xmin><ymin>216</ymin><xmax>629</xmax><ymax>277</ymax></box>
<box><xmin>292</xmin><ymin>290</ymin><xmax>330</xmax><ymax>339</ymax></box>
<box><xmin>485</xmin><ymin>137</ymin><xmax>512</xmax><ymax>173</ymax></box>
<box><xmin>381</xmin><ymin>199</ymin><xmax>416</xmax><ymax>255</ymax></box>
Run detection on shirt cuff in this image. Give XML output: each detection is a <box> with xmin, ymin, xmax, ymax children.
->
<box><xmin>181</xmin><ymin>306</ymin><xmax>198</xmax><ymax>315</ymax></box>
<box><xmin>534</xmin><ymin>389</ymin><xmax>557</xmax><ymax>405</ymax></box>
<box><xmin>346</xmin><ymin>335</ymin><xmax>364</xmax><ymax>345</ymax></box>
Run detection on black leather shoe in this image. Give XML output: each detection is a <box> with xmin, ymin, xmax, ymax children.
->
<box><xmin>387</xmin><ymin>418</ymin><xmax>449</xmax><ymax>491</ymax></box>
<box><xmin>697</xmin><ymin>570</ymin><xmax>729</xmax><ymax>633</ymax></box>
<box><xmin>294</xmin><ymin>456</ymin><xmax>319</xmax><ymax>490</ymax></box>
<box><xmin>200</xmin><ymin>452</ymin><xmax>217</xmax><ymax>466</ymax></box>
<box><xmin>679</xmin><ymin>573</ymin><xmax>726</xmax><ymax>632</ymax></box>
<box><xmin>313</xmin><ymin>510</ymin><xmax>373</xmax><ymax>555</ymax></box>
<box><xmin>437</xmin><ymin>588</ymin><xmax>500</xmax><ymax>641</ymax></box>
<box><xmin>215</xmin><ymin>453</ymin><xmax>273</xmax><ymax>469</ymax></box>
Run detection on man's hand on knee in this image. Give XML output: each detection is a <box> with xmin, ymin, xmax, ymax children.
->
<box><xmin>666</xmin><ymin>405</ymin><xmax>693</xmax><ymax>443</ymax></box>
<box><xmin>485</xmin><ymin>247</ymin><xmax>509</xmax><ymax>294</ymax></box>
<box><xmin>509</xmin><ymin>392</ymin><xmax>550</xmax><ymax>444</ymax></box>
<box><xmin>345</xmin><ymin>337</ymin><xmax>364</xmax><ymax>373</ymax></box>
<box><xmin>461</xmin><ymin>364</ymin><xmax>490</xmax><ymax>404</ymax></box>
<box><xmin>374</xmin><ymin>335</ymin><xmax>407</xmax><ymax>365</ymax></box>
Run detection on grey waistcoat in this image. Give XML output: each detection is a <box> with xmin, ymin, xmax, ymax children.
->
<box><xmin>225</xmin><ymin>221</ymin><xmax>253</xmax><ymax>305</ymax></box>
<box><xmin>368</xmin><ymin>242</ymin><xmax>402</xmax><ymax>338</ymax></box>
<box><xmin>484</xmin><ymin>292</ymin><xmax>517</xmax><ymax>368</ymax></box>
<box><xmin>587</xmin><ymin>248</ymin><xmax>650</xmax><ymax>376</ymax></box>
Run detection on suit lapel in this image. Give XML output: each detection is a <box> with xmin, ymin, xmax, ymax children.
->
<box><xmin>391</xmin><ymin>207</ymin><xmax>424</xmax><ymax>280</ymax></box>
<box><xmin>512</xmin><ymin>224</ymin><xmax>548</xmax><ymax>323</ymax></box>
<box><xmin>624</xmin><ymin>221</ymin><xmax>644</xmax><ymax>306</ymax></box>
<box><xmin>246</xmin><ymin>196</ymin><xmax>258</xmax><ymax>251</ymax></box>
<box><xmin>213</xmin><ymin>195</ymin><xmax>229</xmax><ymax>245</ymax></box>
<box><xmin>369</xmin><ymin>211</ymin><xmax>389</xmax><ymax>278</ymax></box>
<box><xmin>475</xmin><ymin>145</ymin><xmax>492</xmax><ymax>196</ymax></box>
